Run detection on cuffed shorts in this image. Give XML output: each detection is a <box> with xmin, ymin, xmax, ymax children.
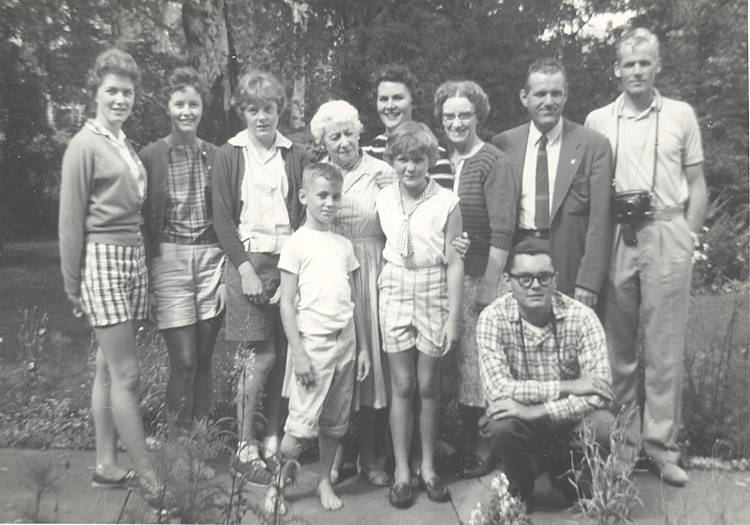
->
<box><xmin>283</xmin><ymin>320</ymin><xmax>356</xmax><ymax>440</ymax></box>
<box><xmin>151</xmin><ymin>242</ymin><xmax>224</xmax><ymax>330</ymax></box>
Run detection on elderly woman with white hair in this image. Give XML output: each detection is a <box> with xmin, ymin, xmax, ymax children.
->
<box><xmin>309</xmin><ymin>99</ymin><xmax>395</xmax><ymax>486</ymax></box>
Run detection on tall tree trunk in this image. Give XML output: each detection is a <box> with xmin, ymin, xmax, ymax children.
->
<box><xmin>284</xmin><ymin>1</ymin><xmax>309</xmax><ymax>130</ymax></box>
<box><xmin>183</xmin><ymin>0</ymin><xmax>235</xmax><ymax>143</ymax></box>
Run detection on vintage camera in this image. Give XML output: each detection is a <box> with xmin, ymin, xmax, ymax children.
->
<box><xmin>613</xmin><ymin>190</ymin><xmax>652</xmax><ymax>224</ymax></box>
<box><xmin>612</xmin><ymin>190</ymin><xmax>652</xmax><ymax>246</ymax></box>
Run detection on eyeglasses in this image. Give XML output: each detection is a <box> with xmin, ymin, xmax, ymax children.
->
<box><xmin>509</xmin><ymin>271</ymin><xmax>556</xmax><ymax>288</ymax></box>
<box><xmin>441</xmin><ymin>112</ymin><xmax>475</xmax><ymax>124</ymax></box>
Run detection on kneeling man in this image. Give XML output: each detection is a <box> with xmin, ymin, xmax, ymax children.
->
<box><xmin>476</xmin><ymin>239</ymin><xmax>614</xmax><ymax>510</ymax></box>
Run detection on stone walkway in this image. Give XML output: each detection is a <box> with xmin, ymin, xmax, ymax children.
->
<box><xmin>1</xmin><ymin>448</ymin><xmax>749</xmax><ymax>524</ymax></box>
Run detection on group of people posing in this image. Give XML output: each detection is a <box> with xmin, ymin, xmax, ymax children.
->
<box><xmin>59</xmin><ymin>26</ymin><xmax>706</xmax><ymax>515</ymax></box>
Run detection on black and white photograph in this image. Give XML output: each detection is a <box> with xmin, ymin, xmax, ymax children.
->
<box><xmin>0</xmin><ymin>1</ymin><xmax>747</xmax><ymax>523</ymax></box>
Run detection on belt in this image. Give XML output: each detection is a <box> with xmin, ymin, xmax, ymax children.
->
<box><xmin>647</xmin><ymin>206</ymin><xmax>685</xmax><ymax>221</ymax></box>
<box><xmin>516</xmin><ymin>229</ymin><xmax>550</xmax><ymax>240</ymax></box>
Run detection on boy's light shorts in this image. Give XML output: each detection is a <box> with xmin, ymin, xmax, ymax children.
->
<box><xmin>378</xmin><ymin>262</ymin><xmax>450</xmax><ymax>357</ymax></box>
<box><xmin>151</xmin><ymin>242</ymin><xmax>224</xmax><ymax>330</ymax></box>
<box><xmin>283</xmin><ymin>320</ymin><xmax>356</xmax><ymax>440</ymax></box>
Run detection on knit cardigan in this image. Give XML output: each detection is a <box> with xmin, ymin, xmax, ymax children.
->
<box><xmin>212</xmin><ymin>140</ymin><xmax>312</xmax><ymax>271</ymax></box>
<box><xmin>456</xmin><ymin>143</ymin><xmax>519</xmax><ymax>276</ymax></box>
<box><xmin>139</xmin><ymin>137</ymin><xmax>218</xmax><ymax>262</ymax></box>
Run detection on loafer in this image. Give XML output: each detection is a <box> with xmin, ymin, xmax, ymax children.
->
<box><xmin>457</xmin><ymin>454</ymin><xmax>494</xmax><ymax>479</ymax></box>
<box><xmin>91</xmin><ymin>469</ymin><xmax>137</xmax><ymax>489</ymax></box>
<box><xmin>649</xmin><ymin>459</ymin><xmax>689</xmax><ymax>487</ymax></box>
<box><xmin>420</xmin><ymin>475</ymin><xmax>450</xmax><ymax>502</ymax></box>
<box><xmin>388</xmin><ymin>481</ymin><xmax>414</xmax><ymax>509</ymax></box>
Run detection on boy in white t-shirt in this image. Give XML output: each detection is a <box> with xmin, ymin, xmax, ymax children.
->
<box><xmin>277</xmin><ymin>163</ymin><xmax>370</xmax><ymax>511</ymax></box>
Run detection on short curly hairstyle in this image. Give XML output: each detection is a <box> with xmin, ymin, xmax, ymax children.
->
<box><xmin>384</xmin><ymin>121</ymin><xmax>439</xmax><ymax>168</ymax></box>
<box><xmin>232</xmin><ymin>70</ymin><xmax>286</xmax><ymax>113</ymax></box>
<box><xmin>433</xmin><ymin>80</ymin><xmax>490</xmax><ymax>124</ymax></box>
<box><xmin>87</xmin><ymin>48</ymin><xmax>141</xmax><ymax>97</ymax></box>
<box><xmin>374</xmin><ymin>64</ymin><xmax>418</xmax><ymax>100</ymax></box>
<box><xmin>163</xmin><ymin>66</ymin><xmax>208</xmax><ymax>104</ymax></box>
<box><xmin>309</xmin><ymin>100</ymin><xmax>363</xmax><ymax>144</ymax></box>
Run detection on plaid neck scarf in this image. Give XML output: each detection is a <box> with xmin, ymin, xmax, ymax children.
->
<box><xmin>394</xmin><ymin>179</ymin><xmax>440</xmax><ymax>259</ymax></box>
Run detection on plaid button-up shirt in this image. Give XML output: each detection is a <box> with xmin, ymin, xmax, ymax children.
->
<box><xmin>162</xmin><ymin>142</ymin><xmax>217</xmax><ymax>244</ymax></box>
<box><xmin>477</xmin><ymin>291</ymin><xmax>611</xmax><ymax>423</ymax></box>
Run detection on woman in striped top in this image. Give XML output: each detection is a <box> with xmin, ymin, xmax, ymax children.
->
<box><xmin>434</xmin><ymin>80</ymin><xmax>520</xmax><ymax>478</ymax></box>
<box><xmin>363</xmin><ymin>64</ymin><xmax>454</xmax><ymax>189</ymax></box>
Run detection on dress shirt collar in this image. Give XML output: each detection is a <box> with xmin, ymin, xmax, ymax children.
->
<box><xmin>529</xmin><ymin>117</ymin><xmax>563</xmax><ymax>148</ymax></box>
<box><xmin>228</xmin><ymin>129</ymin><xmax>293</xmax><ymax>150</ymax></box>
<box><xmin>86</xmin><ymin>119</ymin><xmax>127</xmax><ymax>144</ymax></box>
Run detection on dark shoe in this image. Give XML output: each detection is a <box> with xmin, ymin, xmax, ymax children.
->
<box><xmin>388</xmin><ymin>481</ymin><xmax>414</xmax><ymax>509</ymax></box>
<box><xmin>230</xmin><ymin>455</ymin><xmax>274</xmax><ymax>486</ymax></box>
<box><xmin>91</xmin><ymin>469</ymin><xmax>137</xmax><ymax>489</ymax></box>
<box><xmin>420</xmin><ymin>474</ymin><xmax>450</xmax><ymax>503</ymax></box>
<box><xmin>457</xmin><ymin>454</ymin><xmax>494</xmax><ymax>479</ymax></box>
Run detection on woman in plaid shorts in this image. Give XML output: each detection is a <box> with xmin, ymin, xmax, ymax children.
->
<box><xmin>140</xmin><ymin>67</ymin><xmax>223</xmax><ymax>434</ymax></box>
<box><xmin>376</xmin><ymin>121</ymin><xmax>464</xmax><ymax>509</ymax></box>
<box><xmin>59</xmin><ymin>49</ymin><xmax>161</xmax><ymax>502</ymax></box>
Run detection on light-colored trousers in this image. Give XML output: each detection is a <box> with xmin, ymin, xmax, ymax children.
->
<box><xmin>603</xmin><ymin>210</ymin><xmax>693</xmax><ymax>463</ymax></box>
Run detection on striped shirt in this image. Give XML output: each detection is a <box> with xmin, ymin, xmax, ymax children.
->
<box><xmin>476</xmin><ymin>292</ymin><xmax>611</xmax><ymax>423</ymax></box>
<box><xmin>454</xmin><ymin>143</ymin><xmax>518</xmax><ymax>276</ymax></box>
<box><xmin>363</xmin><ymin>133</ymin><xmax>454</xmax><ymax>189</ymax></box>
<box><xmin>162</xmin><ymin>142</ymin><xmax>217</xmax><ymax>244</ymax></box>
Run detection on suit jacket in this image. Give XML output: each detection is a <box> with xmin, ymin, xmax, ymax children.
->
<box><xmin>492</xmin><ymin>119</ymin><xmax>613</xmax><ymax>295</ymax></box>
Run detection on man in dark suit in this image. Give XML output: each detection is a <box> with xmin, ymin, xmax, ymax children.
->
<box><xmin>493</xmin><ymin>58</ymin><xmax>613</xmax><ymax>308</ymax></box>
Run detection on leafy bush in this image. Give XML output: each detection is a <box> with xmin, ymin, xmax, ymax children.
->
<box><xmin>692</xmin><ymin>210</ymin><xmax>749</xmax><ymax>292</ymax></box>
<box><xmin>681</xmin><ymin>286</ymin><xmax>750</xmax><ymax>459</ymax></box>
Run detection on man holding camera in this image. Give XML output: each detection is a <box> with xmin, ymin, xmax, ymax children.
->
<box><xmin>493</xmin><ymin>58</ymin><xmax>613</xmax><ymax>310</ymax></box>
<box><xmin>585</xmin><ymin>28</ymin><xmax>707</xmax><ymax>486</ymax></box>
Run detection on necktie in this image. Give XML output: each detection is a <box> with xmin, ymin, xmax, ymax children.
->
<box><xmin>535</xmin><ymin>134</ymin><xmax>549</xmax><ymax>230</ymax></box>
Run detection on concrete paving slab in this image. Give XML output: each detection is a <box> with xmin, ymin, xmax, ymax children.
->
<box><xmin>1</xmin><ymin>448</ymin><xmax>749</xmax><ymax>524</ymax></box>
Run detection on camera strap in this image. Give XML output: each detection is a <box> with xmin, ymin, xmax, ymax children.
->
<box><xmin>612</xmin><ymin>96</ymin><xmax>660</xmax><ymax>198</ymax></box>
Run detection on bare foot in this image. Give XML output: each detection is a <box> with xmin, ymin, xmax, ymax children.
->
<box><xmin>317</xmin><ymin>479</ymin><xmax>343</xmax><ymax>511</ymax></box>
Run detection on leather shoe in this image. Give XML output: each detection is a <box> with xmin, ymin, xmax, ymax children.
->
<box><xmin>420</xmin><ymin>475</ymin><xmax>450</xmax><ymax>502</ymax></box>
<box><xmin>457</xmin><ymin>454</ymin><xmax>494</xmax><ymax>479</ymax></box>
<box><xmin>388</xmin><ymin>481</ymin><xmax>414</xmax><ymax>509</ymax></box>
<box><xmin>649</xmin><ymin>459</ymin><xmax>689</xmax><ymax>486</ymax></box>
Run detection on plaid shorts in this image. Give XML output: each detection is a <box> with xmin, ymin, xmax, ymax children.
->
<box><xmin>378</xmin><ymin>262</ymin><xmax>450</xmax><ymax>356</ymax></box>
<box><xmin>80</xmin><ymin>242</ymin><xmax>149</xmax><ymax>327</ymax></box>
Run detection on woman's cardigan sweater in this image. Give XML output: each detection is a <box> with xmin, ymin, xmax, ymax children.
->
<box><xmin>211</xmin><ymin>140</ymin><xmax>312</xmax><ymax>271</ymax></box>
<box><xmin>455</xmin><ymin>143</ymin><xmax>520</xmax><ymax>277</ymax></box>
<box><xmin>139</xmin><ymin>137</ymin><xmax>218</xmax><ymax>263</ymax></box>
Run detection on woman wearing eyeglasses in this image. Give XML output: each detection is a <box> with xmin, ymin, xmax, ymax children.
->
<box><xmin>434</xmin><ymin>80</ymin><xmax>519</xmax><ymax>477</ymax></box>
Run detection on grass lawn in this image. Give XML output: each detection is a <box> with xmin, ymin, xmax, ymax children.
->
<box><xmin>0</xmin><ymin>240</ymin><xmax>91</xmax><ymax>357</ymax></box>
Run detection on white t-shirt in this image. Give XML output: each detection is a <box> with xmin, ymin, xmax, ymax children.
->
<box><xmin>278</xmin><ymin>226</ymin><xmax>359</xmax><ymax>334</ymax></box>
